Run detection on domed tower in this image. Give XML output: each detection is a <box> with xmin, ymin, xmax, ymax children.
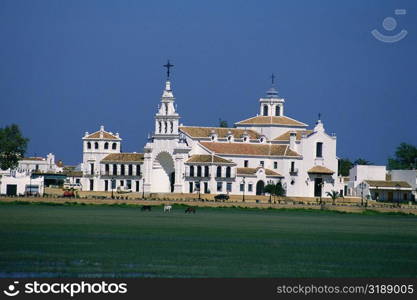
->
<box><xmin>259</xmin><ymin>74</ymin><xmax>285</xmax><ymax>117</ymax></box>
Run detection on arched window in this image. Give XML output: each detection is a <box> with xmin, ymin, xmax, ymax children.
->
<box><xmin>104</xmin><ymin>142</ymin><xmax>109</xmax><ymax>149</ymax></box>
<box><xmin>275</xmin><ymin>105</ymin><xmax>280</xmax><ymax>116</ymax></box>
<box><xmin>113</xmin><ymin>164</ymin><xmax>117</xmax><ymax>175</ymax></box>
<box><xmin>165</xmin><ymin>103</ymin><xmax>169</xmax><ymax>114</ymax></box>
<box><xmin>204</xmin><ymin>166</ymin><xmax>209</xmax><ymax>177</ymax></box>
<box><xmin>197</xmin><ymin>166</ymin><xmax>202</xmax><ymax>177</ymax></box>
<box><xmin>164</xmin><ymin>122</ymin><xmax>167</xmax><ymax>133</ymax></box>
<box><xmin>121</xmin><ymin>164</ymin><xmax>125</xmax><ymax>176</ymax></box>
<box><xmin>87</xmin><ymin>142</ymin><xmax>91</xmax><ymax>149</ymax></box>
<box><xmin>158</xmin><ymin>121</ymin><xmax>162</xmax><ymax>133</ymax></box>
<box><xmin>170</xmin><ymin>121</ymin><xmax>173</xmax><ymax>133</ymax></box>
<box><xmin>112</xmin><ymin>143</ymin><xmax>117</xmax><ymax>150</ymax></box>
<box><xmin>226</xmin><ymin>166</ymin><xmax>231</xmax><ymax>178</ymax></box>
<box><xmin>263</xmin><ymin>105</ymin><xmax>268</xmax><ymax>116</ymax></box>
<box><xmin>190</xmin><ymin>166</ymin><xmax>194</xmax><ymax>177</ymax></box>
<box><xmin>216</xmin><ymin>166</ymin><xmax>222</xmax><ymax>178</ymax></box>
<box><xmin>94</xmin><ymin>142</ymin><xmax>99</xmax><ymax>149</ymax></box>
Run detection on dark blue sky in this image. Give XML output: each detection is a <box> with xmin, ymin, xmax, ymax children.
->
<box><xmin>1</xmin><ymin>0</ymin><xmax>416</xmax><ymax>165</ymax></box>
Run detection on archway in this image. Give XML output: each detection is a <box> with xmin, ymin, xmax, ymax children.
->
<box><xmin>256</xmin><ymin>180</ymin><xmax>265</xmax><ymax>195</ymax></box>
<box><xmin>152</xmin><ymin>152</ymin><xmax>175</xmax><ymax>193</ymax></box>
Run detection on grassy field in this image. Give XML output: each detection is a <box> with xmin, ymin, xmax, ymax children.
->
<box><xmin>0</xmin><ymin>202</ymin><xmax>417</xmax><ymax>278</ymax></box>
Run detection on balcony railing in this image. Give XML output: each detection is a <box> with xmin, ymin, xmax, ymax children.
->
<box><xmin>289</xmin><ymin>168</ymin><xmax>298</xmax><ymax>175</ymax></box>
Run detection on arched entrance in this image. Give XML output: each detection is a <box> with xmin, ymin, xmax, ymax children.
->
<box><xmin>256</xmin><ymin>180</ymin><xmax>265</xmax><ymax>195</ymax></box>
<box><xmin>152</xmin><ymin>152</ymin><xmax>175</xmax><ymax>193</ymax></box>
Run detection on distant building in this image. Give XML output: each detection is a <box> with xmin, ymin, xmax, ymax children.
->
<box><xmin>18</xmin><ymin>153</ymin><xmax>63</xmax><ymax>174</ymax></box>
<box><xmin>348</xmin><ymin>165</ymin><xmax>413</xmax><ymax>202</ymax></box>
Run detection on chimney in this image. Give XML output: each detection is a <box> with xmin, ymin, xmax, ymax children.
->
<box><xmin>289</xmin><ymin>131</ymin><xmax>296</xmax><ymax>151</ymax></box>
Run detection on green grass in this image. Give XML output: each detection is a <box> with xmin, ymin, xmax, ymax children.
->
<box><xmin>0</xmin><ymin>203</ymin><xmax>417</xmax><ymax>278</ymax></box>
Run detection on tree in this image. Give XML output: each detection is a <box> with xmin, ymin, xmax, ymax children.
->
<box><xmin>338</xmin><ymin>158</ymin><xmax>353</xmax><ymax>176</ymax></box>
<box><xmin>326</xmin><ymin>190</ymin><xmax>342</xmax><ymax>205</ymax></box>
<box><xmin>264</xmin><ymin>184</ymin><xmax>276</xmax><ymax>203</ymax></box>
<box><xmin>219</xmin><ymin>118</ymin><xmax>228</xmax><ymax>128</ymax></box>
<box><xmin>0</xmin><ymin>124</ymin><xmax>29</xmax><ymax>170</ymax></box>
<box><xmin>388</xmin><ymin>143</ymin><xmax>417</xmax><ymax>170</ymax></box>
<box><xmin>354</xmin><ymin>158</ymin><xmax>372</xmax><ymax>165</ymax></box>
<box><xmin>275</xmin><ymin>181</ymin><xmax>286</xmax><ymax>196</ymax></box>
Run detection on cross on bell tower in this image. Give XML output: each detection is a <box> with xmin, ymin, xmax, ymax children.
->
<box><xmin>163</xmin><ymin>60</ymin><xmax>174</xmax><ymax>79</ymax></box>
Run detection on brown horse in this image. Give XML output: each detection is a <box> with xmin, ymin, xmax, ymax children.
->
<box><xmin>185</xmin><ymin>207</ymin><xmax>196</xmax><ymax>214</ymax></box>
<box><xmin>141</xmin><ymin>205</ymin><xmax>152</xmax><ymax>211</ymax></box>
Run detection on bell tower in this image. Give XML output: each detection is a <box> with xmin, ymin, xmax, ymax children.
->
<box><xmin>154</xmin><ymin>60</ymin><xmax>180</xmax><ymax>139</ymax></box>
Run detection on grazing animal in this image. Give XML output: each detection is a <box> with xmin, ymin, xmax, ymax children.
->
<box><xmin>141</xmin><ymin>205</ymin><xmax>152</xmax><ymax>211</ymax></box>
<box><xmin>185</xmin><ymin>207</ymin><xmax>196</xmax><ymax>214</ymax></box>
<box><xmin>164</xmin><ymin>205</ymin><xmax>172</xmax><ymax>213</ymax></box>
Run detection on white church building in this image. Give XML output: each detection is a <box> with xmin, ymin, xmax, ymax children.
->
<box><xmin>81</xmin><ymin>68</ymin><xmax>340</xmax><ymax>198</ymax></box>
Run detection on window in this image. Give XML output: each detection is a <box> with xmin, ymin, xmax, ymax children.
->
<box><xmin>127</xmin><ymin>180</ymin><xmax>132</xmax><ymax>190</ymax></box>
<box><xmin>136</xmin><ymin>181</ymin><xmax>140</xmax><ymax>192</ymax></box>
<box><xmin>170</xmin><ymin>121</ymin><xmax>173</xmax><ymax>133</ymax></box>
<box><xmin>226</xmin><ymin>166</ymin><xmax>231</xmax><ymax>178</ymax></box>
<box><xmin>165</xmin><ymin>103</ymin><xmax>168</xmax><ymax>114</ymax></box>
<box><xmin>104</xmin><ymin>180</ymin><xmax>108</xmax><ymax>191</ymax></box>
<box><xmin>197</xmin><ymin>165</ymin><xmax>202</xmax><ymax>177</ymax></box>
<box><xmin>403</xmin><ymin>193</ymin><xmax>408</xmax><ymax>201</ymax></box>
<box><xmin>104</xmin><ymin>142</ymin><xmax>109</xmax><ymax>149</ymax></box>
<box><xmin>128</xmin><ymin>164</ymin><xmax>133</xmax><ymax>176</ymax></box>
<box><xmin>216</xmin><ymin>166</ymin><xmax>222</xmax><ymax>178</ymax></box>
<box><xmin>35</xmin><ymin>164</ymin><xmax>39</xmax><ymax>170</ymax></box>
<box><xmin>190</xmin><ymin>166</ymin><xmax>194</xmax><ymax>177</ymax></box>
<box><xmin>275</xmin><ymin>105</ymin><xmax>280</xmax><ymax>116</ymax></box>
<box><xmin>260</xmin><ymin>161</ymin><xmax>264</xmax><ymax>167</ymax></box>
<box><xmin>89</xmin><ymin>179</ymin><xmax>94</xmax><ymax>191</ymax></box>
<box><xmin>113</xmin><ymin>164</ymin><xmax>117</xmax><ymax>175</ymax></box>
<box><xmin>274</xmin><ymin>162</ymin><xmax>278</xmax><ymax>169</ymax></box>
<box><xmin>95</xmin><ymin>142</ymin><xmax>99</xmax><ymax>149</ymax></box>
<box><xmin>105</xmin><ymin>164</ymin><xmax>109</xmax><ymax>174</ymax></box>
<box><xmin>189</xmin><ymin>182</ymin><xmax>194</xmax><ymax>193</ymax></box>
<box><xmin>227</xmin><ymin>183</ymin><xmax>232</xmax><ymax>192</ymax></box>
<box><xmin>112</xmin><ymin>143</ymin><xmax>117</xmax><ymax>150</ymax></box>
<box><xmin>244</xmin><ymin>160</ymin><xmax>249</xmax><ymax>168</ymax></box>
<box><xmin>76</xmin><ymin>178</ymin><xmax>80</xmax><ymax>184</ymax></box>
<box><xmin>90</xmin><ymin>163</ymin><xmax>94</xmax><ymax>175</ymax></box>
<box><xmin>158</xmin><ymin>121</ymin><xmax>162</xmax><ymax>133</ymax></box>
<box><xmin>217</xmin><ymin>182</ymin><xmax>222</xmax><ymax>192</ymax></box>
<box><xmin>87</xmin><ymin>142</ymin><xmax>91</xmax><ymax>149</ymax></box>
<box><xmin>240</xmin><ymin>183</ymin><xmax>244</xmax><ymax>192</ymax></box>
<box><xmin>316</xmin><ymin>142</ymin><xmax>323</xmax><ymax>158</ymax></box>
<box><xmin>291</xmin><ymin>161</ymin><xmax>295</xmax><ymax>173</ymax></box>
<box><xmin>136</xmin><ymin>165</ymin><xmax>141</xmax><ymax>176</ymax></box>
<box><xmin>263</xmin><ymin>105</ymin><xmax>268</xmax><ymax>116</ymax></box>
<box><xmin>204</xmin><ymin>166</ymin><xmax>209</xmax><ymax>177</ymax></box>
<box><xmin>248</xmin><ymin>184</ymin><xmax>253</xmax><ymax>192</ymax></box>
<box><xmin>120</xmin><ymin>180</ymin><xmax>124</xmax><ymax>186</ymax></box>
<box><xmin>121</xmin><ymin>165</ymin><xmax>125</xmax><ymax>176</ymax></box>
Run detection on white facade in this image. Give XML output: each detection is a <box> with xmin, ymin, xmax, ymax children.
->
<box><xmin>0</xmin><ymin>171</ymin><xmax>44</xmax><ymax>196</ymax></box>
<box><xmin>390</xmin><ymin>169</ymin><xmax>417</xmax><ymax>199</ymax></box>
